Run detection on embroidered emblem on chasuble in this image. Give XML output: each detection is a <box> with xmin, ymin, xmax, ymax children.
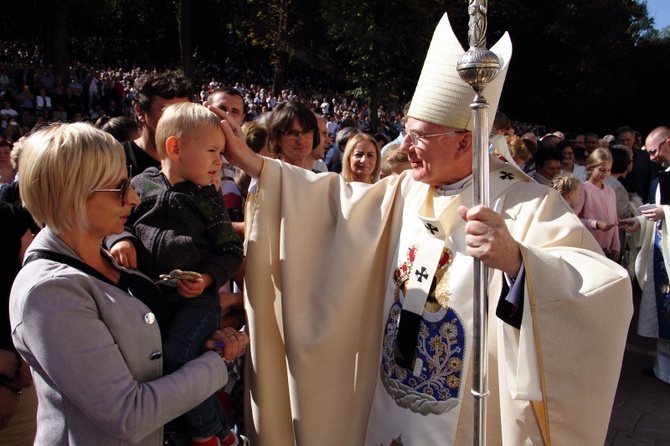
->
<box><xmin>381</xmin><ymin>245</ymin><xmax>465</xmax><ymax>415</ymax></box>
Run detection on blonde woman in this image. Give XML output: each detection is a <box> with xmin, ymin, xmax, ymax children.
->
<box><xmin>342</xmin><ymin>133</ymin><xmax>381</xmax><ymax>184</ymax></box>
<box><xmin>10</xmin><ymin>123</ymin><xmax>247</xmax><ymax>446</ymax></box>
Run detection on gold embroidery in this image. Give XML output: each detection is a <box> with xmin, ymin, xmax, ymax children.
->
<box><xmin>393</xmin><ymin>246</ymin><xmax>454</xmax><ymax>312</ymax></box>
<box><xmin>434</xmin><ymin>248</ymin><xmax>454</xmax><ymax>309</ymax></box>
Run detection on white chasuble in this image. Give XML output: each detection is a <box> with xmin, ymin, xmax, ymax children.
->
<box><xmin>244</xmin><ymin>157</ymin><xmax>633</xmax><ymax>446</ymax></box>
<box><xmin>366</xmin><ymin>166</ymin><xmax>527</xmax><ymax>445</ymax></box>
<box><xmin>634</xmin><ymin>178</ymin><xmax>670</xmax><ymax>340</ymax></box>
<box><xmin>368</xmin><ymin>192</ymin><xmax>474</xmax><ymax>446</ymax></box>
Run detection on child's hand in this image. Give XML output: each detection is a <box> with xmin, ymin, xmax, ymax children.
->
<box><xmin>177</xmin><ymin>277</ymin><xmax>206</xmax><ymax>298</ymax></box>
<box><xmin>596</xmin><ymin>221</ymin><xmax>615</xmax><ymax>231</ymax></box>
<box><xmin>110</xmin><ymin>239</ymin><xmax>137</xmax><ymax>269</ymax></box>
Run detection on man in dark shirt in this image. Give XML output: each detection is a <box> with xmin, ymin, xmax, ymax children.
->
<box><xmin>123</xmin><ymin>72</ymin><xmax>192</xmax><ymax>174</ymax></box>
<box><xmin>617</xmin><ymin>125</ymin><xmax>657</xmax><ymax>201</ymax></box>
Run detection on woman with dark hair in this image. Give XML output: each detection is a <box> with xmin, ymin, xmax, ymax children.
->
<box><xmin>558</xmin><ymin>140</ymin><xmax>586</xmax><ymax>182</ymax></box>
<box><xmin>606</xmin><ymin>144</ymin><xmax>640</xmax><ymax>270</ymax></box>
<box><xmin>101</xmin><ymin>116</ymin><xmax>142</xmax><ymax>143</ymax></box>
<box><xmin>266</xmin><ymin>101</ymin><xmax>320</xmax><ymax>169</ymax></box>
<box><xmin>606</xmin><ymin>145</ymin><xmax>636</xmax><ymax>215</ymax></box>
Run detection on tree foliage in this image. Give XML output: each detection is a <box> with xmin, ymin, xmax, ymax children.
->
<box><xmin>315</xmin><ymin>0</ymin><xmax>450</xmax><ymax>127</ymax></box>
<box><xmin>489</xmin><ymin>0</ymin><xmax>656</xmax><ymax>133</ymax></box>
<box><xmin>242</xmin><ymin>0</ymin><xmax>307</xmax><ymax>94</ymax></box>
<box><xmin>2</xmin><ymin>0</ymin><xmax>669</xmax><ymax>134</ymax></box>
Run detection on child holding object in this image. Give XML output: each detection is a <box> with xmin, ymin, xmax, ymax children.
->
<box><xmin>107</xmin><ymin>103</ymin><xmax>245</xmax><ymax>446</ymax></box>
<box><xmin>574</xmin><ymin>148</ymin><xmax>620</xmax><ymax>262</ymax></box>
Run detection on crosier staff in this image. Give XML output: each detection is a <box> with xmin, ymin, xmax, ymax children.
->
<box><xmin>456</xmin><ymin>1</ymin><xmax>501</xmax><ymax>445</ymax></box>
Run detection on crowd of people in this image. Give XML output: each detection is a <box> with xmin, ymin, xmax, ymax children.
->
<box><xmin>0</xmin><ymin>56</ymin><xmax>408</xmax><ymax>148</ymax></box>
<box><xmin>0</xmin><ymin>13</ymin><xmax>667</xmax><ymax>446</ymax></box>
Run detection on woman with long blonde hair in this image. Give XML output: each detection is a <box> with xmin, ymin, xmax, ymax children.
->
<box><xmin>341</xmin><ymin>133</ymin><xmax>381</xmax><ymax>184</ymax></box>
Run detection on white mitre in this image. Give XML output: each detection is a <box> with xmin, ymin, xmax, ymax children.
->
<box><xmin>408</xmin><ymin>13</ymin><xmax>512</xmax><ymax>134</ymax></box>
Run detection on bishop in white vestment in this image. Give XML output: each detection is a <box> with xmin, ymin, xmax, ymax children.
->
<box><xmin>211</xmin><ymin>13</ymin><xmax>633</xmax><ymax>446</ymax></box>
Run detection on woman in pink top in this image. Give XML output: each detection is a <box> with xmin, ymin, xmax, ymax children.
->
<box><xmin>574</xmin><ymin>148</ymin><xmax>620</xmax><ymax>262</ymax></box>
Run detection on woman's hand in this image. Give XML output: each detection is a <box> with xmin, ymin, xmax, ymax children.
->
<box><xmin>204</xmin><ymin>327</ymin><xmax>249</xmax><ymax>362</ymax></box>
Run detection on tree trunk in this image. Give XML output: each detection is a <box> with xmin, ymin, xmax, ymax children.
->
<box><xmin>272</xmin><ymin>50</ymin><xmax>287</xmax><ymax>97</ymax></box>
<box><xmin>271</xmin><ymin>0</ymin><xmax>288</xmax><ymax>96</ymax></box>
<box><xmin>50</xmin><ymin>1</ymin><xmax>70</xmax><ymax>80</ymax></box>
<box><xmin>179</xmin><ymin>0</ymin><xmax>193</xmax><ymax>77</ymax></box>
<box><xmin>368</xmin><ymin>87</ymin><xmax>380</xmax><ymax>132</ymax></box>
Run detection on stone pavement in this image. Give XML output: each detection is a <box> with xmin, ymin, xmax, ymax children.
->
<box><xmin>606</xmin><ymin>284</ymin><xmax>670</xmax><ymax>445</ymax></box>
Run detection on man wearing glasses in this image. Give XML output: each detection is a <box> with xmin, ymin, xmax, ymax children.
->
<box><xmin>219</xmin><ymin>14</ymin><xmax>632</xmax><ymax>446</ymax></box>
<box><xmin>621</xmin><ymin>126</ymin><xmax>670</xmax><ymax>386</ymax></box>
